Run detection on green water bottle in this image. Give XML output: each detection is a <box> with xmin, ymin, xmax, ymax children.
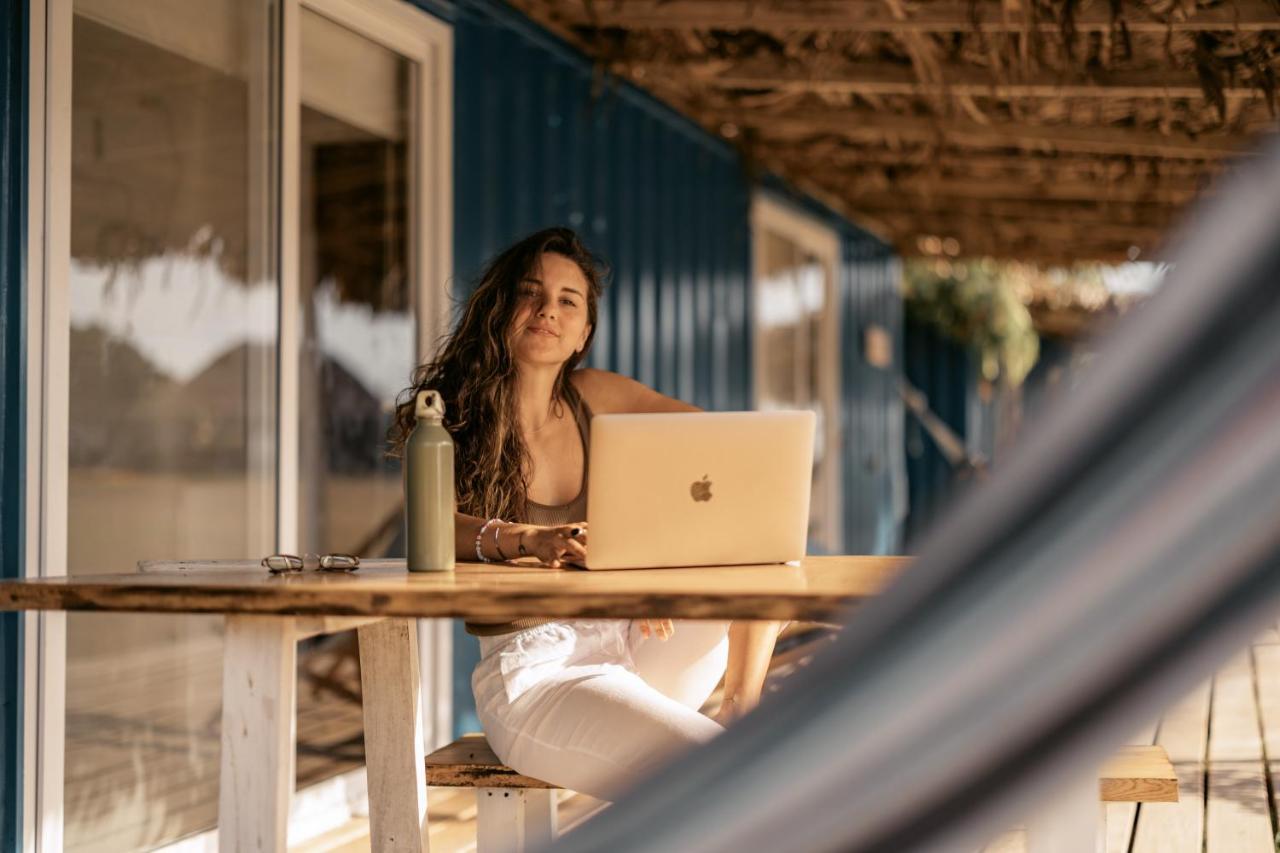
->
<box><xmin>405</xmin><ymin>390</ymin><xmax>455</xmax><ymax>572</ymax></box>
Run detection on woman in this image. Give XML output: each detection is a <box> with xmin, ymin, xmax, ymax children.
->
<box><xmin>389</xmin><ymin>227</ymin><xmax>780</xmax><ymax>800</ymax></box>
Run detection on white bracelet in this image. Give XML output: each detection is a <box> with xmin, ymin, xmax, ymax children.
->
<box><xmin>476</xmin><ymin>517</ymin><xmax>501</xmax><ymax>563</ymax></box>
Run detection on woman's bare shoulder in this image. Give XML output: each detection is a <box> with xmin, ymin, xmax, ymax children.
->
<box><xmin>570</xmin><ymin>368</ymin><xmax>700</xmax><ymax>414</ymax></box>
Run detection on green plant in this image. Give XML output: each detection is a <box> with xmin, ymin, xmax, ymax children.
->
<box><xmin>904</xmin><ymin>258</ymin><xmax>1040</xmax><ymax>387</ymax></box>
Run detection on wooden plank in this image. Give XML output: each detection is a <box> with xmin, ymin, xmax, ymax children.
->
<box><xmin>425</xmin><ymin>734</ymin><xmax>558</xmax><ymax>790</ymax></box>
<box><xmin>295</xmin><ymin>615</ymin><xmax>385</xmax><ymax>640</ymax></box>
<box><xmin>1132</xmin><ymin>680</ymin><xmax>1211</xmax><ymax>853</ymax></box>
<box><xmin>357</xmin><ymin>618</ymin><xmax>428</xmax><ymax>853</ymax></box>
<box><xmin>549</xmin><ymin>0</ymin><xmax>1280</xmax><ymax>33</ymax></box>
<box><xmin>0</xmin><ymin>555</ymin><xmax>909</xmax><ymax>622</ymax></box>
<box><xmin>1104</xmin><ymin>721</ymin><xmax>1158</xmax><ymax>853</ymax></box>
<box><xmin>219</xmin><ymin>615</ymin><xmax>298</xmax><ymax>853</ymax></box>
<box><xmin>728</xmin><ymin>110</ymin><xmax>1258</xmax><ymax>159</ymax></box>
<box><xmin>1100</xmin><ymin>745</ymin><xmax>1179</xmax><ymax>802</ymax></box>
<box><xmin>841</xmin><ymin>176</ymin><xmax>1198</xmax><ymax>206</ymax></box>
<box><xmin>636</xmin><ymin>58</ymin><xmax>1264</xmax><ymax>100</ymax></box>
<box><xmin>1205</xmin><ymin>653</ymin><xmax>1273</xmax><ymax>852</ymax></box>
<box><xmin>1250</xmin><ymin>643</ymin><xmax>1280</xmax><ymax>845</ymax></box>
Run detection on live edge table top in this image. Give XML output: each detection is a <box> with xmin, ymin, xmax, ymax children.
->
<box><xmin>0</xmin><ymin>556</ymin><xmax>910</xmax><ymax>622</ymax></box>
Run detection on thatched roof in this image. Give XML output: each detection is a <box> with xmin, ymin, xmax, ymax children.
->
<box><xmin>510</xmin><ymin>0</ymin><xmax>1280</xmax><ymax>264</ymax></box>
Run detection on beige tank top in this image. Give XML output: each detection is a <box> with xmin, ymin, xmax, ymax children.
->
<box><xmin>465</xmin><ymin>393</ymin><xmax>592</xmax><ymax>637</ymax></box>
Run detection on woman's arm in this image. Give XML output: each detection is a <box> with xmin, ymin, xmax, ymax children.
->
<box><xmin>454</xmin><ymin>511</ymin><xmax>586</xmax><ymax>567</ymax></box>
<box><xmin>571</xmin><ymin>368</ymin><xmax>701</xmax><ymax>414</ymax></box>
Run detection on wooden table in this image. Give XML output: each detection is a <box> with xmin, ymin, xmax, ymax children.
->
<box><xmin>0</xmin><ymin>555</ymin><xmax>907</xmax><ymax>852</ymax></box>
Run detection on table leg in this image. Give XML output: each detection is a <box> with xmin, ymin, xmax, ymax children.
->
<box><xmin>476</xmin><ymin>788</ymin><xmax>557</xmax><ymax>853</ymax></box>
<box><xmin>359</xmin><ymin>618</ymin><xmax>429</xmax><ymax>852</ymax></box>
<box><xmin>219</xmin><ymin>615</ymin><xmax>298</xmax><ymax>853</ymax></box>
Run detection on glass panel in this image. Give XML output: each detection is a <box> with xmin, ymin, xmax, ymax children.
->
<box><xmin>298</xmin><ymin>8</ymin><xmax>411</xmax><ymax>560</ymax></box>
<box><xmin>64</xmin><ymin>2</ymin><xmax>277</xmax><ymax>850</ymax></box>
<box><xmin>293</xmin><ymin>9</ymin><xmax>415</xmax><ymax>787</ymax></box>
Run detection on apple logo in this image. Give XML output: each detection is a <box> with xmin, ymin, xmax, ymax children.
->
<box><xmin>690</xmin><ymin>475</ymin><xmax>712</xmax><ymax>502</ymax></box>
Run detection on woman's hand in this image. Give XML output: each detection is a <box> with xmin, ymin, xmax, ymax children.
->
<box><xmin>521</xmin><ymin>523</ymin><xmax>588</xmax><ymax>568</ymax></box>
<box><xmin>636</xmin><ymin>618</ymin><xmax>674</xmax><ymax>641</ymax></box>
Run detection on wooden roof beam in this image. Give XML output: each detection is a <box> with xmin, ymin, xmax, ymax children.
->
<box><xmin>731</xmin><ymin>111</ymin><xmax>1265</xmax><ymax>158</ymax></box>
<box><xmin>839</xmin><ymin>177</ymin><xmax>1201</xmax><ymax>204</ymax></box>
<box><xmin>896</xmin><ymin>228</ymin><xmax>1148</xmax><ymax>262</ymax></box>
<box><xmin>883</xmin><ymin>214</ymin><xmax>1169</xmax><ymax>245</ymax></box>
<box><xmin>773</xmin><ymin>147</ymin><xmax>1229</xmax><ymax>176</ymax></box>
<box><xmin>559</xmin><ymin>0</ymin><xmax>1280</xmax><ymax>33</ymax></box>
<box><xmin>841</xmin><ymin>196</ymin><xmax>1184</xmax><ymax>228</ymax></box>
<box><xmin>637</xmin><ymin>59</ymin><xmax>1268</xmax><ymax>100</ymax></box>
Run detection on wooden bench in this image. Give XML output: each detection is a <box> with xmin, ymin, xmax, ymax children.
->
<box><xmin>426</xmin><ymin>734</ymin><xmax>559</xmax><ymax>853</ymax></box>
<box><xmin>1015</xmin><ymin>743</ymin><xmax>1178</xmax><ymax>853</ymax></box>
<box><xmin>1099</xmin><ymin>745</ymin><xmax>1179</xmax><ymax>803</ymax></box>
<box><xmin>428</xmin><ymin>736</ymin><xmax>1178</xmax><ymax>853</ymax></box>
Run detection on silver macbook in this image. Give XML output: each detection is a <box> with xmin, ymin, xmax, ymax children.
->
<box><xmin>583</xmin><ymin>411</ymin><xmax>815</xmax><ymax>570</ymax></box>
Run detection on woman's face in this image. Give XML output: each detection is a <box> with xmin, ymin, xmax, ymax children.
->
<box><xmin>508</xmin><ymin>252</ymin><xmax>593</xmax><ymax>368</ymax></box>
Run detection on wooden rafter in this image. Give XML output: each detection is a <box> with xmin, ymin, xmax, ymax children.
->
<box><xmin>783</xmin><ymin>148</ymin><xmax>1229</xmax><ymax>177</ymax></box>
<box><xmin>829</xmin><ymin>196</ymin><xmax>1185</xmax><ymax>226</ymax></box>
<box><xmin>506</xmin><ymin>0</ymin><xmax>1280</xmax><ymax>263</ymax></box>
<box><xmin>906</xmin><ymin>229</ymin><xmax>1144</xmax><ymax>262</ymax></box>
<box><xmin>553</xmin><ymin>0</ymin><xmax>1280</xmax><ymax>33</ymax></box>
<box><xmin>882</xmin><ymin>212</ymin><xmax>1169</xmax><ymax>242</ymax></box>
<box><xmin>838</xmin><ymin>176</ymin><xmax>1201</xmax><ymax>204</ymax></box>
<box><xmin>626</xmin><ymin>59</ymin><xmax>1269</xmax><ymax>100</ymax></box>
<box><xmin>730</xmin><ymin>111</ymin><xmax>1265</xmax><ymax>158</ymax></box>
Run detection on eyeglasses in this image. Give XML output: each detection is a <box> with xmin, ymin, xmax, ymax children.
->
<box><xmin>261</xmin><ymin>553</ymin><xmax>361</xmax><ymax>574</ymax></box>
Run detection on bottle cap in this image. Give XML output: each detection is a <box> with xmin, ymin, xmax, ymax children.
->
<box><xmin>415</xmin><ymin>390</ymin><xmax>445</xmax><ymax>421</ymax></box>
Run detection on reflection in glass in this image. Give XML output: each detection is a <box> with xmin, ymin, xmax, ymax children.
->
<box><xmin>298</xmin><ymin>8</ymin><xmax>413</xmax><ymax>559</ymax></box>
<box><xmin>64</xmin><ymin>2</ymin><xmax>276</xmax><ymax>849</ymax></box>
<box><xmin>289</xmin><ymin>10</ymin><xmax>419</xmax><ymax>794</ymax></box>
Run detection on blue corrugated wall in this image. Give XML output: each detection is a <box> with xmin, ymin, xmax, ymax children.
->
<box><xmin>902</xmin><ymin>317</ymin><xmax>975</xmax><ymax>548</ymax></box>
<box><xmin>433</xmin><ymin>0</ymin><xmax>905</xmax><ymax>737</ymax></box>
<box><xmin>0</xmin><ymin>0</ymin><xmax>27</xmax><ymax>848</ymax></box>
<box><xmin>841</xmin><ymin>229</ymin><xmax>905</xmax><ymax>556</ymax></box>
<box><xmin>451</xmin><ymin>6</ymin><xmax>753</xmax><ymax>410</ymax></box>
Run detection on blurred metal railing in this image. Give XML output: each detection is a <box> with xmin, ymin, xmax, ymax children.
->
<box><xmin>551</xmin><ymin>136</ymin><xmax>1280</xmax><ymax>853</ymax></box>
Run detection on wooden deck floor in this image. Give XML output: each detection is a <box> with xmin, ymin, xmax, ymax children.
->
<box><xmin>985</xmin><ymin>624</ymin><xmax>1280</xmax><ymax>853</ymax></box>
<box><xmin>68</xmin><ymin>624</ymin><xmax>1280</xmax><ymax>852</ymax></box>
<box><xmin>299</xmin><ymin>626</ymin><xmax>1280</xmax><ymax>853</ymax></box>
<box><xmin>66</xmin><ymin>630</ymin><xmax>369</xmax><ymax>853</ymax></box>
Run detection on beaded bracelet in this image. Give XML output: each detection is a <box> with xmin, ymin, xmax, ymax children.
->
<box><xmin>476</xmin><ymin>517</ymin><xmax>501</xmax><ymax>563</ymax></box>
<box><xmin>494</xmin><ymin>522</ymin><xmax>510</xmax><ymax>561</ymax></box>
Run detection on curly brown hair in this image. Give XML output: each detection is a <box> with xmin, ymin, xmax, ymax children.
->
<box><xmin>387</xmin><ymin>227</ymin><xmax>606</xmax><ymax>522</ymax></box>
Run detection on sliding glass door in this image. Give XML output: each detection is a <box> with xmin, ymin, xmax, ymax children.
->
<box><xmin>32</xmin><ymin>0</ymin><xmax>452</xmax><ymax>847</ymax></box>
<box><xmin>64</xmin><ymin>3</ymin><xmax>277</xmax><ymax>847</ymax></box>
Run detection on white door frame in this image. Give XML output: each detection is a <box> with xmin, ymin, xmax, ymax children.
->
<box><xmin>25</xmin><ymin>0</ymin><xmax>69</xmax><ymax>848</ymax></box>
<box><xmin>23</xmin><ymin>0</ymin><xmax>454</xmax><ymax>846</ymax></box>
<box><xmin>750</xmin><ymin>194</ymin><xmax>843</xmax><ymax>553</ymax></box>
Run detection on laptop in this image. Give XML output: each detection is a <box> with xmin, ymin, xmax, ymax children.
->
<box><xmin>582</xmin><ymin>411</ymin><xmax>816</xmax><ymax>570</ymax></box>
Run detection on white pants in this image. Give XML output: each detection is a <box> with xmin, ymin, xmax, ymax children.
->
<box><xmin>472</xmin><ymin>619</ymin><xmax>730</xmax><ymax>800</ymax></box>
